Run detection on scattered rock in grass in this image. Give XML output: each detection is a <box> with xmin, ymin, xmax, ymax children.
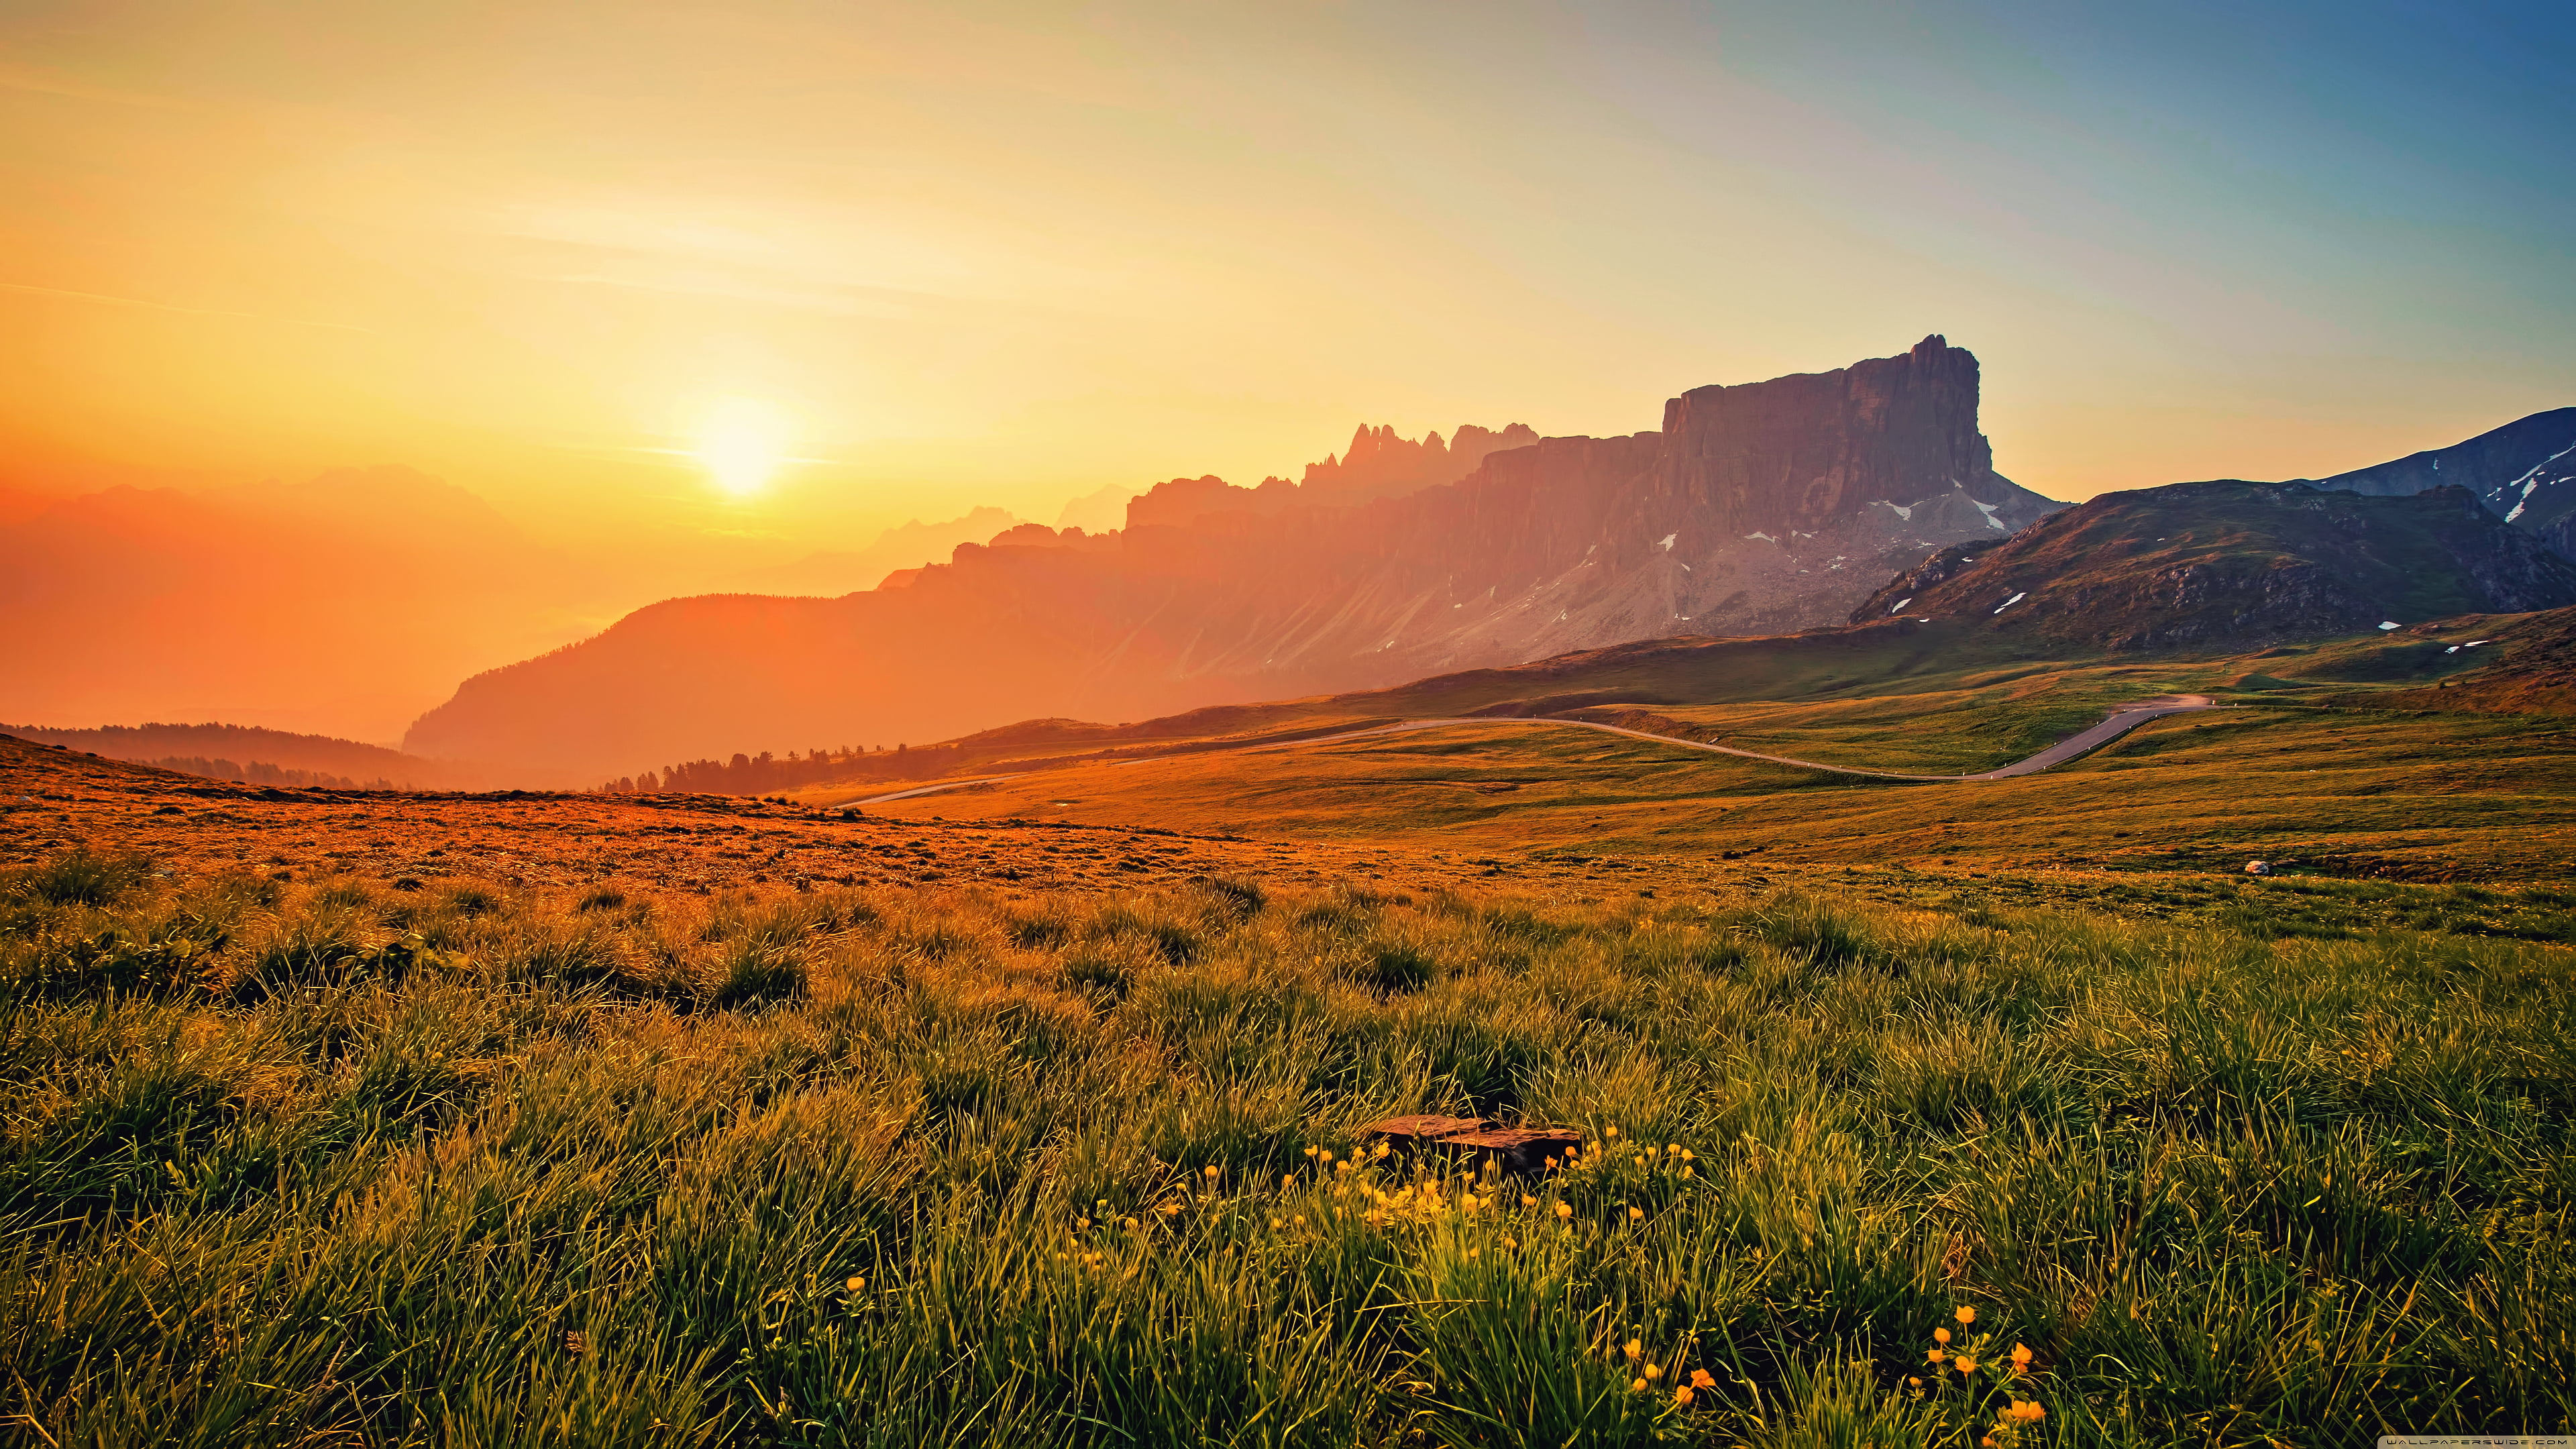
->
<box><xmin>2245</xmin><ymin>860</ymin><xmax>2271</xmax><ymax>875</ymax></box>
<box><xmin>1361</xmin><ymin>1115</ymin><xmax>1586</xmax><ymax>1175</ymax></box>
<box><xmin>1437</xmin><ymin>1128</ymin><xmax>1589</xmax><ymax>1175</ymax></box>
<box><xmin>1363</xmin><ymin>1114</ymin><xmax>1491</xmax><ymax>1152</ymax></box>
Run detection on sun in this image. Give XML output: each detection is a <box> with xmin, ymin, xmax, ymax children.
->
<box><xmin>693</xmin><ymin>398</ymin><xmax>793</xmax><ymax>497</ymax></box>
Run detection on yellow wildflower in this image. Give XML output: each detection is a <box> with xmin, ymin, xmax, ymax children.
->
<box><xmin>1630</xmin><ymin>1378</ymin><xmax>1648</xmax><ymax>1393</ymax></box>
<box><xmin>1319</xmin><ymin>1150</ymin><xmax>1334</xmax><ymax>1165</ymax></box>
<box><xmin>1956</xmin><ymin>1305</ymin><xmax>1976</xmax><ymax>1326</ymax></box>
<box><xmin>1204</xmin><ymin>1165</ymin><xmax>1221</xmax><ymax>1181</ymax></box>
<box><xmin>1159</xmin><ymin>1201</ymin><xmax>1183</xmax><ymax>1217</ymax></box>
<box><xmin>1642</xmin><ymin>1363</ymin><xmax>1661</xmax><ymax>1381</ymax></box>
<box><xmin>2010</xmin><ymin>1342</ymin><xmax>2033</xmax><ymax>1368</ymax></box>
<box><xmin>1628</xmin><ymin>1205</ymin><xmax>1645</xmax><ymax>1222</ymax></box>
<box><xmin>1927</xmin><ymin>1348</ymin><xmax>1947</xmax><ymax>1364</ymax></box>
<box><xmin>1935</xmin><ymin>1328</ymin><xmax>1951</xmax><ymax>1345</ymax></box>
<box><xmin>1606</xmin><ymin>1126</ymin><xmax>1620</xmax><ymax>1138</ymax></box>
<box><xmin>1671</xmin><ymin>1385</ymin><xmax>1693</xmax><ymax>1407</ymax></box>
<box><xmin>1303</xmin><ymin>1146</ymin><xmax>1318</xmax><ymax>1158</ymax></box>
<box><xmin>846</xmin><ymin>1276</ymin><xmax>865</xmax><ymax>1293</ymax></box>
<box><xmin>1624</xmin><ymin>1339</ymin><xmax>1643</xmax><ymax>1360</ymax></box>
<box><xmin>1955</xmin><ymin>1356</ymin><xmax>1978</xmax><ymax>1375</ymax></box>
<box><xmin>1688</xmin><ymin>1369</ymin><xmax>1715</xmax><ymax>1389</ymax></box>
<box><xmin>1292</xmin><ymin>1215</ymin><xmax>1305</xmax><ymax>1227</ymax></box>
<box><xmin>1521</xmin><ymin>1195</ymin><xmax>1538</xmax><ymax>1208</ymax></box>
<box><xmin>1556</xmin><ymin>1201</ymin><xmax>1574</xmax><ymax>1220</ymax></box>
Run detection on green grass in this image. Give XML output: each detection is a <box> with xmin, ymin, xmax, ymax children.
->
<box><xmin>840</xmin><ymin>696</ymin><xmax>2576</xmax><ymax>885</ymax></box>
<box><xmin>1</xmin><ymin>852</ymin><xmax>2569</xmax><ymax>1446</ymax></box>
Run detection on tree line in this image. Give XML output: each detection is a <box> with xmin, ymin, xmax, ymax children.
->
<box><xmin>594</xmin><ymin>743</ymin><xmax>960</xmax><ymax>796</ymax></box>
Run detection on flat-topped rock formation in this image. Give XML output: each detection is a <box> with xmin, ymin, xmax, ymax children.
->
<box><xmin>405</xmin><ymin>338</ymin><xmax>2063</xmax><ymax>777</ymax></box>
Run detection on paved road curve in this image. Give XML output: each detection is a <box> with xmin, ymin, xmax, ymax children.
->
<box><xmin>852</xmin><ymin>694</ymin><xmax>2224</xmax><ymax>804</ymax></box>
<box><xmin>1258</xmin><ymin>694</ymin><xmax>2224</xmax><ymax>782</ymax></box>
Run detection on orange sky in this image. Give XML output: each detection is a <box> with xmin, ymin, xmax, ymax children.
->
<box><xmin>9</xmin><ymin>3</ymin><xmax>2571</xmax><ymax>541</ymax></box>
<box><xmin>4</xmin><ymin>3</ymin><xmax>2571</xmax><ymax>581</ymax></box>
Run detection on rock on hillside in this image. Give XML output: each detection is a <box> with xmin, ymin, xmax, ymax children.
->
<box><xmin>2298</xmin><ymin>407</ymin><xmax>2576</xmax><ymax>559</ymax></box>
<box><xmin>405</xmin><ymin>337</ymin><xmax>2060</xmax><ymax>775</ymax></box>
<box><xmin>1851</xmin><ymin>480</ymin><xmax>2576</xmax><ymax>651</ymax></box>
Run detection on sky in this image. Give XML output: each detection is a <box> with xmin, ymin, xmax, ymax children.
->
<box><xmin>3</xmin><ymin>0</ymin><xmax>2572</xmax><ymax>549</ymax></box>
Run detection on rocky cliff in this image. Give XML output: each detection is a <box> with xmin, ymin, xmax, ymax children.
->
<box><xmin>404</xmin><ymin>338</ymin><xmax>2063</xmax><ymax>775</ymax></box>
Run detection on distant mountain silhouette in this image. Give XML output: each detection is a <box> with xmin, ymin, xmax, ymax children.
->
<box><xmin>1053</xmin><ymin>482</ymin><xmax>1143</xmax><ymax>534</ymax></box>
<box><xmin>1851</xmin><ymin>479</ymin><xmax>2576</xmax><ymax>649</ymax></box>
<box><xmin>738</xmin><ymin>507</ymin><xmax>1026</xmax><ymax>596</ymax></box>
<box><xmin>404</xmin><ymin>337</ymin><xmax>2064</xmax><ymax>777</ymax></box>
<box><xmin>2288</xmin><ymin>408</ymin><xmax>2576</xmax><ymax>561</ymax></box>
<box><xmin>0</xmin><ymin>466</ymin><xmax>612</xmax><ymax>743</ymax></box>
<box><xmin>0</xmin><ymin>720</ymin><xmax>502</xmax><ymax>789</ymax></box>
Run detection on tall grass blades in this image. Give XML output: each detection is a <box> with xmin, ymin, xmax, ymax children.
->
<box><xmin>0</xmin><ymin>857</ymin><xmax>2567</xmax><ymax>1445</ymax></box>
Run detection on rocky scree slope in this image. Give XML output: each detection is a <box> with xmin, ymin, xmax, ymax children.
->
<box><xmin>405</xmin><ymin>337</ymin><xmax>2059</xmax><ymax>775</ymax></box>
<box><xmin>1851</xmin><ymin>480</ymin><xmax>2576</xmax><ymax>651</ymax></box>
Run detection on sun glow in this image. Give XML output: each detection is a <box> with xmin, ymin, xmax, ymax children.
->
<box><xmin>694</xmin><ymin>398</ymin><xmax>794</xmax><ymax>498</ymax></box>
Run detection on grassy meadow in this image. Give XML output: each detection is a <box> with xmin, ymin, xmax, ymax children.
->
<box><xmin>3</xmin><ymin>849</ymin><xmax>2570</xmax><ymax>1446</ymax></box>
<box><xmin>830</xmin><ymin>696</ymin><xmax>2576</xmax><ymax>883</ymax></box>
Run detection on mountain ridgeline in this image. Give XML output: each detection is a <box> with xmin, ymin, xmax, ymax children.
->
<box><xmin>2298</xmin><ymin>407</ymin><xmax>2576</xmax><ymax>559</ymax></box>
<box><xmin>405</xmin><ymin>337</ymin><xmax>2063</xmax><ymax>777</ymax></box>
<box><xmin>1850</xmin><ymin>480</ymin><xmax>2576</xmax><ymax>649</ymax></box>
<box><xmin>0</xmin><ymin>721</ymin><xmax>502</xmax><ymax>790</ymax></box>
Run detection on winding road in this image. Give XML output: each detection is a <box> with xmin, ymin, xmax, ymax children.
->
<box><xmin>851</xmin><ymin>694</ymin><xmax>2224</xmax><ymax>804</ymax></box>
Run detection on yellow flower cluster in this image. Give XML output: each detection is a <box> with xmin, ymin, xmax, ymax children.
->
<box><xmin>1917</xmin><ymin>1305</ymin><xmax>2045</xmax><ymax>1443</ymax></box>
<box><xmin>1619</xmin><ymin>1341</ymin><xmax>1716</xmax><ymax>1412</ymax></box>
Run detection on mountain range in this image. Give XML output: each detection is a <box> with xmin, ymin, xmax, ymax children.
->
<box><xmin>402</xmin><ymin>337</ymin><xmax>2067</xmax><ymax>777</ymax></box>
<box><xmin>1851</xmin><ymin>478</ymin><xmax>2576</xmax><ymax>650</ymax></box>
<box><xmin>2298</xmin><ymin>407</ymin><xmax>2576</xmax><ymax>558</ymax></box>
